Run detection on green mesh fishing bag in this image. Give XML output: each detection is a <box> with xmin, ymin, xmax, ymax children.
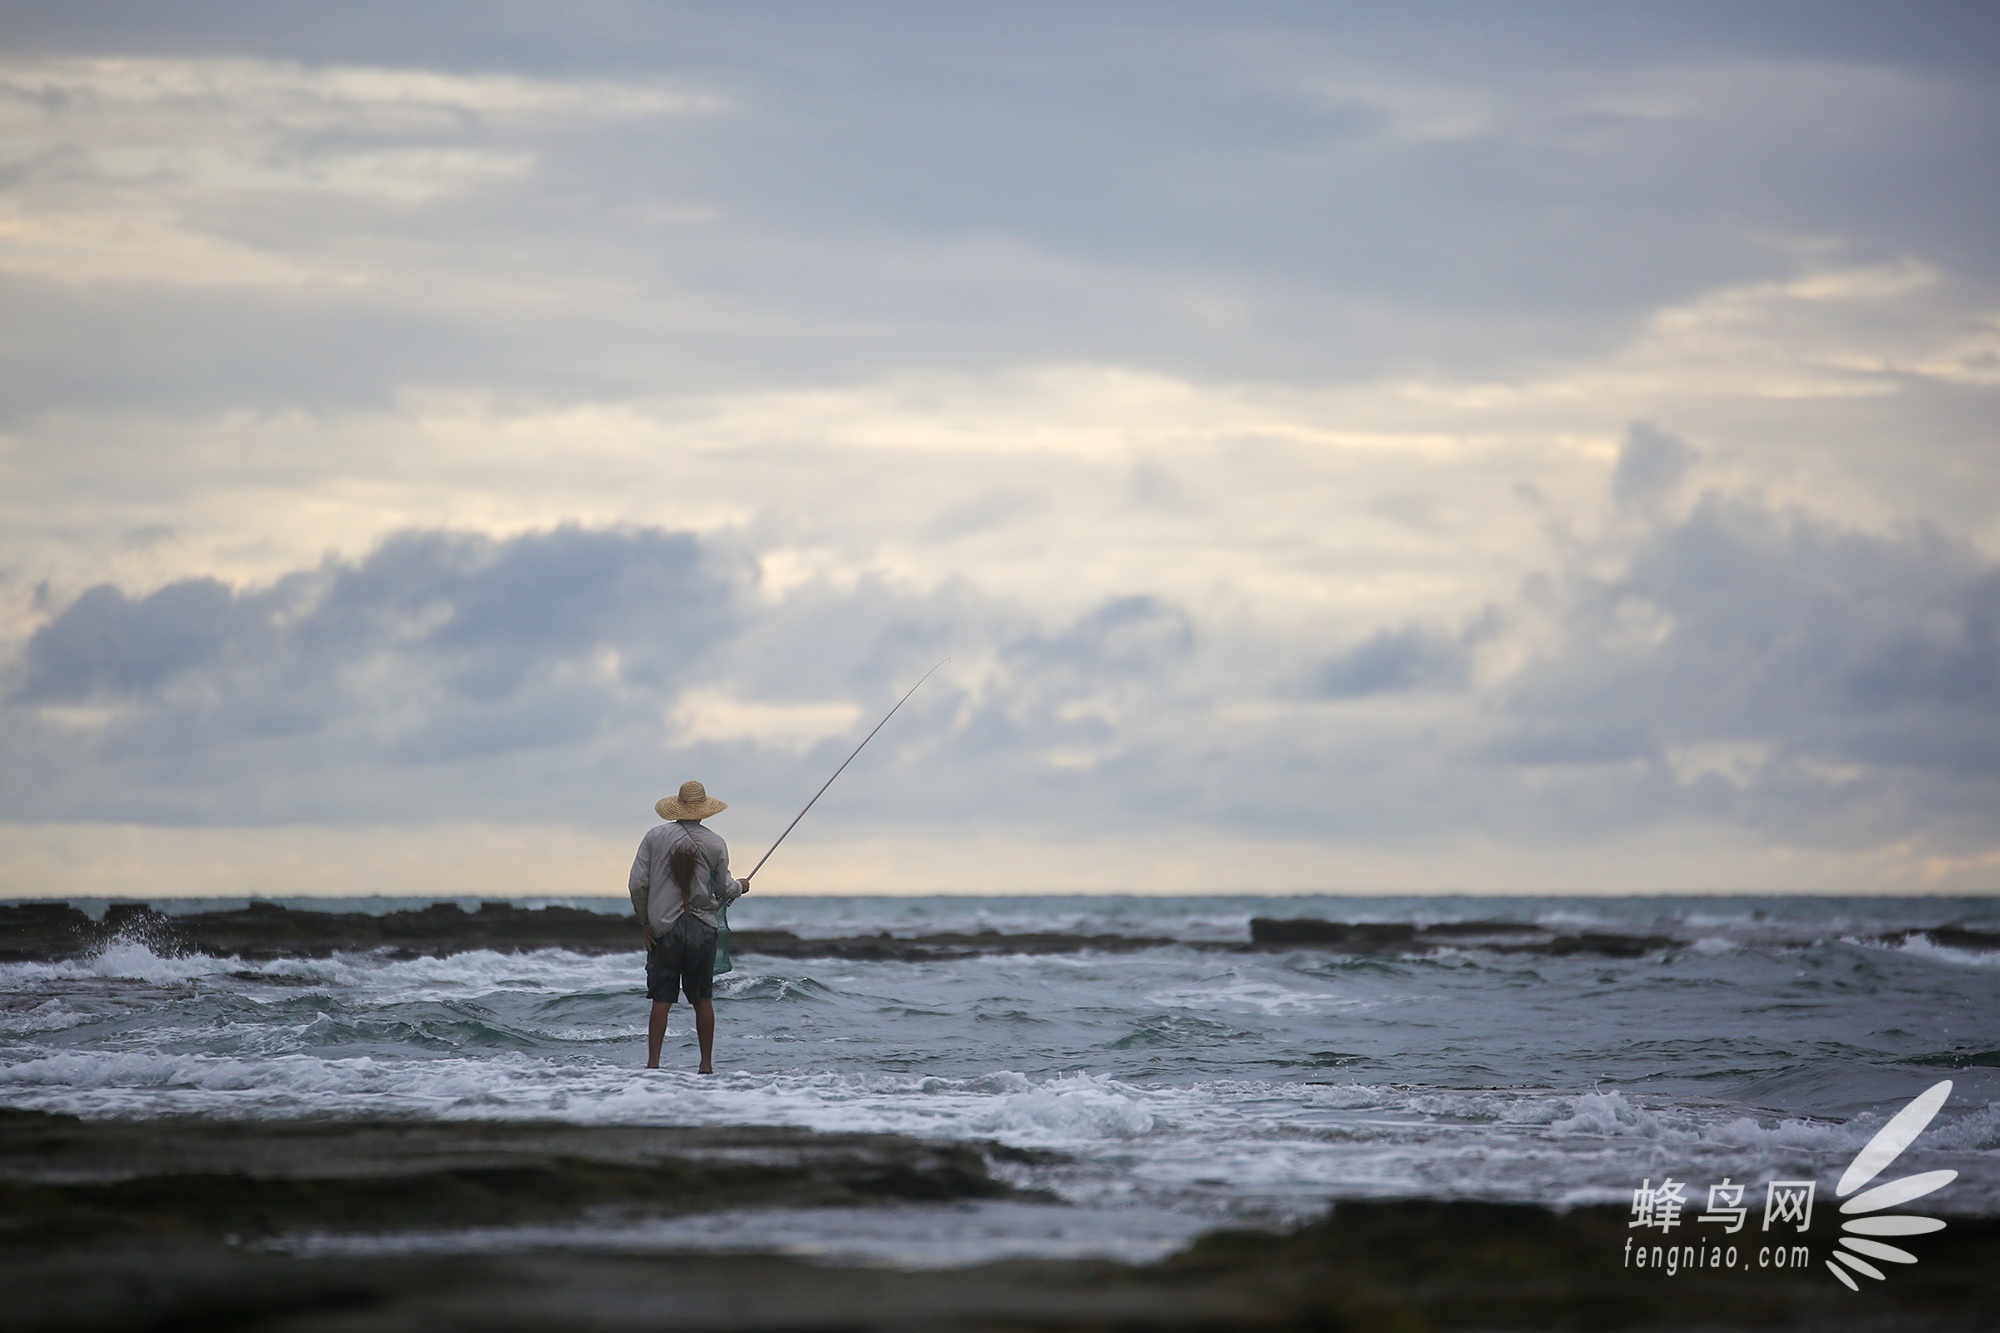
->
<box><xmin>714</xmin><ymin>902</ymin><xmax>734</xmax><ymax>977</ymax></box>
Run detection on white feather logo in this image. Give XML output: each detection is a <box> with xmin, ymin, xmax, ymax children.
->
<box><xmin>1826</xmin><ymin>1080</ymin><xmax>1955</xmax><ymax>1291</ymax></box>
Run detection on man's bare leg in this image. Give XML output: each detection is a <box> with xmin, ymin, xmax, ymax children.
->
<box><xmin>647</xmin><ymin>1000</ymin><xmax>671</xmax><ymax>1069</ymax></box>
<box><xmin>695</xmin><ymin>999</ymin><xmax>716</xmax><ymax>1073</ymax></box>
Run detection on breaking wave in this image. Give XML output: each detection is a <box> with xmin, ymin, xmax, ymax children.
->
<box><xmin>3</xmin><ymin>893</ymin><xmax>1997</xmax><ymax>1226</ymax></box>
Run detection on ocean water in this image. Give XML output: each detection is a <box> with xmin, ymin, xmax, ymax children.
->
<box><xmin>3</xmin><ymin>895</ymin><xmax>1997</xmax><ymax>1262</ymax></box>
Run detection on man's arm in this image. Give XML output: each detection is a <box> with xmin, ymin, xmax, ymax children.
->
<box><xmin>714</xmin><ymin>836</ymin><xmax>749</xmax><ymax>906</ymax></box>
<box><xmin>629</xmin><ymin>837</ymin><xmax>655</xmax><ymax>950</ymax></box>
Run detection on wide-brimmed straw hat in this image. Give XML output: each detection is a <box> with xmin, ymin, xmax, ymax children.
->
<box><xmin>656</xmin><ymin>780</ymin><xmax>728</xmax><ymax>821</ymax></box>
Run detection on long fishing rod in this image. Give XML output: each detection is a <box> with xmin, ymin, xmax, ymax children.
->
<box><xmin>744</xmin><ymin>658</ymin><xmax>948</xmax><ymax>882</ymax></box>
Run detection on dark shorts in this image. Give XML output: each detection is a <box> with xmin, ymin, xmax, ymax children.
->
<box><xmin>646</xmin><ymin>915</ymin><xmax>719</xmax><ymax>1003</ymax></box>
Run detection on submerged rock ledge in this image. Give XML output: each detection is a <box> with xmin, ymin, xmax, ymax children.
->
<box><xmin>1246</xmin><ymin>915</ymin><xmax>2000</xmax><ymax>958</ymax></box>
<box><xmin>0</xmin><ymin>1108</ymin><xmax>1994</xmax><ymax>1330</ymax></box>
<box><xmin>4</xmin><ymin>900</ymin><xmax>1997</xmax><ymax>965</ymax></box>
<box><xmin>0</xmin><ymin>1108</ymin><xmax>1036</xmax><ymax>1243</ymax></box>
<box><xmin>1247</xmin><ymin>916</ymin><xmax>1683</xmax><ymax>956</ymax></box>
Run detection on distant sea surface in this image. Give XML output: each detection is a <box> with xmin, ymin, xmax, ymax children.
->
<box><xmin>4</xmin><ymin>895</ymin><xmax>1997</xmax><ymax>1262</ymax></box>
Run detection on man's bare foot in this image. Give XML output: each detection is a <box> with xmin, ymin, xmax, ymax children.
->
<box><xmin>698</xmin><ymin>1064</ymin><xmax>714</xmax><ymax>1075</ymax></box>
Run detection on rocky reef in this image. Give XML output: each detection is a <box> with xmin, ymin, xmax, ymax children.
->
<box><xmin>0</xmin><ymin>1108</ymin><xmax>1993</xmax><ymax>1330</ymax></box>
<box><xmin>4</xmin><ymin>899</ymin><xmax>1996</xmax><ymax>965</ymax></box>
<box><xmin>1247</xmin><ymin>916</ymin><xmax>1681</xmax><ymax>957</ymax></box>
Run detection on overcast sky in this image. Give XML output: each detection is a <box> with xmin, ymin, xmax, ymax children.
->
<box><xmin>2</xmin><ymin>2</ymin><xmax>1996</xmax><ymax>897</ymax></box>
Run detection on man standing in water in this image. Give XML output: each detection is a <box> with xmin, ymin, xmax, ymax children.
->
<box><xmin>630</xmin><ymin>781</ymin><xmax>749</xmax><ymax>1073</ymax></box>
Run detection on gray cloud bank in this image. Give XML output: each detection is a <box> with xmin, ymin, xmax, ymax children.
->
<box><xmin>7</xmin><ymin>432</ymin><xmax>1994</xmax><ymax>855</ymax></box>
<box><xmin>1</xmin><ymin>5</ymin><xmax>1996</xmax><ymax>888</ymax></box>
<box><xmin>3</xmin><ymin>3</ymin><xmax>1996</xmax><ymax>421</ymax></box>
<box><xmin>1503</xmin><ymin>488</ymin><xmax>2000</xmax><ymax>845</ymax></box>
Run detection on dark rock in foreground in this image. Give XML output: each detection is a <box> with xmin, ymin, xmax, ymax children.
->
<box><xmin>0</xmin><ymin>1109</ymin><xmax>1993</xmax><ymax>1330</ymax></box>
<box><xmin>1170</xmin><ymin>1198</ymin><xmax>2000</xmax><ymax>1331</ymax></box>
<box><xmin>0</xmin><ymin>1108</ymin><xmax>1034</xmax><ymax>1246</ymax></box>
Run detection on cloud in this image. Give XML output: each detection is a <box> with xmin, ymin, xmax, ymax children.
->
<box><xmin>18</xmin><ymin>524</ymin><xmax>729</xmax><ymax>708</ymax></box>
<box><xmin>1612</xmin><ymin>421</ymin><xmax>1699</xmax><ymax>513</ymax></box>
<box><xmin>1498</xmin><ymin>490</ymin><xmax>2000</xmax><ymax>841</ymax></box>
<box><xmin>0</xmin><ymin>8</ymin><xmax>1997</xmax><ymax>890</ymax></box>
<box><xmin>7</xmin><ymin>14</ymin><xmax>1997</xmax><ymax>426</ymax></box>
<box><xmin>0</xmin><ymin>525</ymin><xmax>736</xmax><ymax>821</ymax></box>
<box><xmin>1004</xmin><ymin>596</ymin><xmax>1195</xmax><ymax>680</ymax></box>
<box><xmin>0</xmin><ymin>54</ymin><xmax>717</xmax><ymax>262</ymax></box>
<box><xmin>2</xmin><ymin>471</ymin><xmax>1997</xmax><ymax>877</ymax></box>
<box><xmin>15</xmin><ymin>577</ymin><xmax>238</xmax><ymax>703</ymax></box>
<box><xmin>1316</xmin><ymin>609</ymin><xmax>1505</xmax><ymax>699</ymax></box>
<box><xmin>1319</xmin><ymin>626</ymin><xmax>1462</xmax><ymax>698</ymax></box>
<box><xmin>0</xmin><ymin>530</ymin><xmax>1214</xmax><ymax>830</ymax></box>
<box><xmin>670</xmin><ymin>690</ymin><xmax>863</xmax><ymax>752</ymax></box>
<box><xmin>919</xmin><ymin>488</ymin><xmax>1046</xmax><ymax>542</ymax></box>
<box><xmin>298</xmin><ymin>526</ymin><xmax>730</xmax><ymax>697</ymax></box>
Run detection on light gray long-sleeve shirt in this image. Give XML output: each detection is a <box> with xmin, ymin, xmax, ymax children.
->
<box><xmin>629</xmin><ymin>820</ymin><xmax>745</xmax><ymax>934</ymax></box>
